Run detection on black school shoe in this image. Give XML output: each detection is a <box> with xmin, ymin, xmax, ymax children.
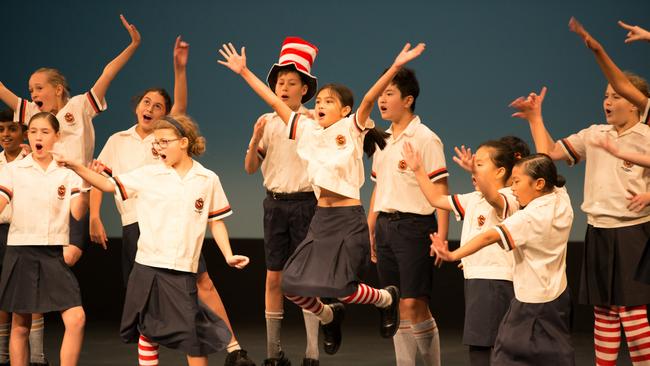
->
<box><xmin>225</xmin><ymin>349</ymin><xmax>256</xmax><ymax>366</ymax></box>
<box><xmin>262</xmin><ymin>351</ymin><xmax>291</xmax><ymax>366</ymax></box>
<box><xmin>321</xmin><ymin>302</ymin><xmax>345</xmax><ymax>355</ymax></box>
<box><xmin>301</xmin><ymin>358</ymin><xmax>319</xmax><ymax>366</ymax></box>
<box><xmin>378</xmin><ymin>285</ymin><xmax>400</xmax><ymax>338</ymax></box>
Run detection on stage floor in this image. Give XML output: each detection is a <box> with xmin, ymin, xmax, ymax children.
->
<box><xmin>39</xmin><ymin>320</ymin><xmax>629</xmax><ymax>365</ymax></box>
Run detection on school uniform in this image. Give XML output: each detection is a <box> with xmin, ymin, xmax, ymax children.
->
<box><xmin>15</xmin><ymin>90</ymin><xmax>107</xmax><ymax>251</ymax></box>
<box><xmin>448</xmin><ymin>188</ymin><xmax>517</xmax><ymax>347</ymax></box>
<box><xmin>253</xmin><ymin>107</ymin><xmax>317</xmax><ymax>271</ymax></box>
<box><xmin>557</xmin><ymin>115</ymin><xmax>650</xmax><ymax>305</ymax></box>
<box><xmin>0</xmin><ymin>155</ymin><xmax>84</xmax><ymax>313</ymax></box>
<box><xmin>96</xmin><ymin>126</ymin><xmax>209</xmax><ymax>283</ymax></box>
<box><xmin>111</xmin><ymin>160</ymin><xmax>232</xmax><ymax>356</ymax></box>
<box><xmin>371</xmin><ymin>116</ymin><xmax>447</xmax><ymax>299</ymax></box>
<box><xmin>490</xmin><ymin>187</ymin><xmax>575</xmax><ymax>365</ymax></box>
<box><xmin>281</xmin><ymin>112</ymin><xmax>374</xmax><ymax>298</ymax></box>
<box><xmin>0</xmin><ymin>151</ymin><xmax>22</xmax><ymax>264</ymax></box>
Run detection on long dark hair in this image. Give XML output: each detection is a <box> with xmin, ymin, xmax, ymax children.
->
<box><xmin>515</xmin><ymin>153</ymin><xmax>566</xmax><ymax>192</ymax></box>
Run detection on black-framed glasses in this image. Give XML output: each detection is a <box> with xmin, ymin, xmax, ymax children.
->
<box><xmin>152</xmin><ymin>138</ymin><xmax>181</xmax><ymax>149</ymax></box>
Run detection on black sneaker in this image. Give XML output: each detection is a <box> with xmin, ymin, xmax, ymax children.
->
<box><xmin>262</xmin><ymin>350</ymin><xmax>291</xmax><ymax>366</ymax></box>
<box><xmin>225</xmin><ymin>349</ymin><xmax>256</xmax><ymax>366</ymax></box>
<box><xmin>321</xmin><ymin>302</ymin><xmax>345</xmax><ymax>355</ymax></box>
<box><xmin>378</xmin><ymin>285</ymin><xmax>400</xmax><ymax>338</ymax></box>
<box><xmin>301</xmin><ymin>358</ymin><xmax>319</xmax><ymax>366</ymax></box>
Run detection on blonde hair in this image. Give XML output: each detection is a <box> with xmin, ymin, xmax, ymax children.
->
<box><xmin>32</xmin><ymin>68</ymin><xmax>71</xmax><ymax>99</ymax></box>
<box><xmin>154</xmin><ymin>114</ymin><xmax>206</xmax><ymax>157</ymax></box>
<box><xmin>624</xmin><ymin>71</ymin><xmax>650</xmax><ymax>98</ymax></box>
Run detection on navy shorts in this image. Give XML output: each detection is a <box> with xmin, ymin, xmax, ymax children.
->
<box><xmin>69</xmin><ymin>212</ymin><xmax>89</xmax><ymax>251</ymax></box>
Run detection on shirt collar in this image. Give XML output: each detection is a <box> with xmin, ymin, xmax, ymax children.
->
<box><xmin>387</xmin><ymin>115</ymin><xmax>421</xmax><ymax>141</ymax></box>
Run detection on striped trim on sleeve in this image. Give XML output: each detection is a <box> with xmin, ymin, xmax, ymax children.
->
<box><xmin>559</xmin><ymin>139</ymin><xmax>580</xmax><ymax>165</ymax></box>
<box><xmin>495</xmin><ymin>224</ymin><xmax>515</xmax><ymax>251</ymax></box>
<box><xmin>428</xmin><ymin>168</ymin><xmax>449</xmax><ymax>182</ymax></box>
<box><xmin>111</xmin><ymin>176</ymin><xmax>128</xmax><ymax>201</ymax></box>
<box><xmin>208</xmin><ymin>205</ymin><xmax>233</xmax><ymax>221</ymax></box>
<box><xmin>288</xmin><ymin>113</ymin><xmax>301</xmax><ymax>140</ymax></box>
<box><xmin>0</xmin><ymin>185</ymin><xmax>12</xmax><ymax>202</ymax></box>
<box><xmin>449</xmin><ymin>194</ymin><xmax>465</xmax><ymax>221</ymax></box>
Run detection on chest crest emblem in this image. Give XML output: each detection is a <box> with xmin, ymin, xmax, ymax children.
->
<box><xmin>195</xmin><ymin>198</ymin><xmax>204</xmax><ymax>213</ymax></box>
<box><xmin>64</xmin><ymin>112</ymin><xmax>75</xmax><ymax>124</ymax></box>
<box><xmin>477</xmin><ymin>215</ymin><xmax>486</xmax><ymax>227</ymax></box>
<box><xmin>335</xmin><ymin>134</ymin><xmax>346</xmax><ymax>146</ymax></box>
<box><xmin>57</xmin><ymin>185</ymin><xmax>66</xmax><ymax>200</ymax></box>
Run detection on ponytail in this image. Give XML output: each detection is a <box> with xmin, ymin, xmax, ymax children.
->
<box><xmin>363</xmin><ymin>127</ymin><xmax>390</xmax><ymax>157</ymax></box>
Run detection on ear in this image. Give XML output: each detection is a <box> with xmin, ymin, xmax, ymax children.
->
<box><xmin>403</xmin><ymin>95</ymin><xmax>414</xmax><ymax>109</ymax></box>
<box><xmin>55</xmin><ymin>84</ymin><xmax>64</xmax><ymax>98</ymax></box>
<box><xmin>495</xmin><ymin>166</ymin><xmax>506</xmax><ymax>180</ymax></box>
<box><xmin>301</xmin><ymin>84</ymin><xmax>308</xmax><ymax>96</ymax></box>
<box><xmin>534</xmin><ymin>178</ymin><xmax>546</xmax><ymax>192</ymax></box>
<box><xmin>341</xmin><ymin>105</ymin><xmax>352</xmax><ymax>117</ymax></box>
<box><xmin>179</xmin><ymin>136</ymin><xmax>189</xmax><ymax>150</ymax></box>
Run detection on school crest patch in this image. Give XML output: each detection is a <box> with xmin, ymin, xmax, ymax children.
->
<box><xmin>477</xmin><ymin>215</ymin><xmax>486</xmax><ymax>227</ymax></box>
<box><xmin>623</xmin><ymin>160</ymin><xmax>634</xmax><ymax>169</ymax></box>
<box><xmin>398</xmin><ymin>159</ymin><xmax>407</xmax><ymax>171</ymax></box>
<box><xmin>57</xmin><ymin>185</ymin><xmax>66</xmax><ymax>200</ymax></box>
<box><xmin>336</xmin><ymin>134</ymin><xmax>346</xmax><ymax>146</ymax></box>
<box><xmin>195</xmin><ymin>198</ymin><xmax>204</xmax><ymax>213</ymax></box>
<box><xmin>64</xmin><ymin>112</ymin><xmax>75</xmax><ymax>124</ymax></box>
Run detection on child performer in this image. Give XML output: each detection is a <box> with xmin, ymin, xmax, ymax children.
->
<box><xmin>243</xmin><ymin>37</ymin><xmax>320</xmax><ymax>366</ymax></box>
<box><xmin>431</xmin><ymin>154</ymin><xmax>575</xmax><ymax>365</ymax></box>
<box><xmin>218</xmin><ymin>41</ymin><xmax>424</xmax><ymax>355</ymax></box>
<box><xmin>0</xmin><ymin>112</ymin><xmax>89</xmax><ymax>366</ymax></box>
<box><xmin>367</xmin><ymin>67</ymin><xmax>449</xmax><ymax>366</ymax></box>
<box><xmin>56</xmin><ymin>114</ymin><xmax>249</xmax><ymax>366</ymax></box>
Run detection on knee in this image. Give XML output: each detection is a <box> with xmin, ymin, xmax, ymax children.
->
<box><xmin>64</xmin><ymin>308</ymin><xmax>86</xmax><ymax>331</ymax></box>
<box><xmin>196</xmin><ymin>273</ymin><xmax>216</xmax><ymax>293</ymax></box>
<box><xmin>11</xmin><ymin>323</ymin><xmax>30</xmax><ymax>339</ymax></box>
<box><xmin>64</xmin><ymin>246</ymin><xmax>83</xmax><ymax>267</ymax></box>
<box><xmin>400</xmin><ymin>297</ymin><xmax>430</xmax><ymax>319</ymax></box>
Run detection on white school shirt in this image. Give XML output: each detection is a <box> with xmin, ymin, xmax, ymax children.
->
<box><xmin>642</xmin><ymin>99</ymin><xmax>650</xmax><ymax>125</ymax></box>
<box><xmin>449</xmin><ymin>187</ymin><xmax>518</xmax><ymax>281</ymax></box>
<box><xmin>558</xmin><ymin>117</ymin><xmax>650</xmax><ymax>228</ymax></box>
<box><xmin>110</xmin><ymin>160</ymin><xmax>232</xmax><ymax>273</ymax></box>
<box><xmin>0</xmin><ymin>155</ymin><xmax>82</xmax><ymax>246</ymax></box>
<box><xmin>371</xmin><ymin>116</ymin><xmax>448</xmax><ymax>215</ymax></box>
<box><xmin>254</xmin><ymin>106</ymin><xmax>312</xmax><ymax>193</ymax></box>
<box><xmin>494</xmin><ymin>187</ymin><xmax>574</xmax><ymax>303</ymax></box>
<box><xmin>0</xmin><ymin>151</ymin><xmax>24</xmax><ymax>224</ymax></box>
<box><xmin>288</xmin><ymin>112</ymin><xmax>374</xmax><ymax>200</ymax></box>
<box><xmin>97</xmin><ymin>125</ymin><xmax>157</xmax><ymax>226</ymax></box>
<box><xmin>15</xmin><ymin>89</ymin><xmax>107</xmax><ymax>166</ymax></box>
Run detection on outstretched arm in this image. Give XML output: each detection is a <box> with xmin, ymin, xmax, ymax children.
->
<box><xmin>430</xmin><ymin>229</ymin><xmax>500</xmax><ymax>262</ymax></box>
<box><xmin>402</xmin><ymin>141</ymin><xmax>452</xmax><ymax>210</ymax></box>
<box><xmin>170</xmin><ymin>36</ymin><xmax>189</xmax><ymax>115</ymax></box>
<box><xmin>595</xmin><ymin>135</ymin><xmax>650</xmax><ymax>168</ymax></box>
<box><xmin>357</xmin><ymin>43</ymin><xmax>425</xmax><ymax>124</ymax></box>
<box><xmin>569</xmin><ymin>17</ymin><xmax>647</xmax><ymax>113</ymax></box>
<box><xmin>91</xmin><ymin>14</ymin><xmax>141</xmax><ymax>103</ymax></box>
<box><xmin>0</xmin><ymin>82</ymin><xmax>19</xmax><ymax>111</ymax></box>
<box><xmin>218</xmin><ymin>43</ymin><xmax>293</xmax><ymax>124</ymax></box>
<box><xmin>209</xmin><ymin>220</ymin><xmax>250</xmax><ymax>269</ymax></box>
<box><xmin>619</xmin><ymin>20</ymin><xmax>650</xmax><ymax>44</ymax></box>
<box><xmin>55</xmin><ymin>157</ymin><xmax>116</xmax><ymax>193</ymax></box>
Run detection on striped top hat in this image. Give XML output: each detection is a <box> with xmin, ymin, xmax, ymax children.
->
<box><xmin>267</xmin><ymin>37</ymin><xmax>318</xmax><ymax>103</ymax></box>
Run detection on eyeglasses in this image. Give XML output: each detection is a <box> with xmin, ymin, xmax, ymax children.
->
<box><xmin>152</xmin><ymin>138</ymin><xmax>181</xmax><ymax>149</ymax></box>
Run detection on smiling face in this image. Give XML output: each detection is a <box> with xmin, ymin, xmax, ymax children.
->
<box><xmin>378</xmin><ymin>83</ymin><xmax>413</xmax><ymax>122</ymax></box>
<box><xmin>274</xmin><ymin>70</ymin><xmax>307</xmax><ymax>111</ymax></box>
<box><xmin>152</xmin><ymin>128</ymin><xmax>188</xmax><ymax>167</ymax></box>
<box><xmin>314</xmin><ymin>87</ymin><xmax>352</xmax><ymax>128</ymax></box>
<box><xmin>0</xmin><ymin>122</ymin><xmax>25</xmax><ymax>154</ymax></box>
<box><xmin>603</xmin><ymin>84</ymin><xmax>639</xmax><ymax>128</ymax></box>
<box><xmin>136</xmin><ymin>91</ymin><xmax>168</xmax><ymax>133</ymax></box>
<box><xmin>28</xmin><ymin>71</ymin><xmax>65</xmax><ymax>113</ymax></box>
<box><xmin>28</xmin><ymin>116</ymin><xmax>59</xmax><ymax>161</ymax></box>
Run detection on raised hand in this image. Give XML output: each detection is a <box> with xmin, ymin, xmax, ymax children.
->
<box><xmin>509</xmin><ymin>86</ymin><xmax>547</xmax><ymax>122</ymax></box>
<box><xmin>174</xmin><ymin>36</ymin><xmax>190</xmax><ymax>69</ymax></box>
<box><xmin>618</xmin><ymin>20</ymin><xmax>650</xmax><ymax>44</ymax></box>
<box><xmin>593</xmin><ymin>135</ymin><xmax>620</xmax><ymax>158</ymax></box>
<box><xmin>452</xmin><ymin>145</ymin><xmax>474</xmax><ymax>173</ymax></box>
<box><xmin>120</xmin><ymin>14</ymin><xmax>141</xmax><ymax>47</ymax></box>
<box><xmin>393</xmin><ymin>42</ymin><xmax>426</xmax><ymax>68</ymax></box>
<box><xmin>402</xmin><ymin>141</ymin><xmax>423</xmax><ymax>172</ymax></box>
<box><xmin>429</xmin><ymin>233</ymin><xmax>452</xmax><ymax>262</ymax></box>
<box><xmin>217</xmin><ymin>43</ymin><xmax>247</xmax><ymax>75</ymax></box>
<box><xmin>251</xmin><ymin>115</ymin><xmax>268</xmax><ymax>144</ymax></box>
<box><xmin>569</xmin><ymin>17</ymin><xmax>602</xmax><ymax>51</ymax></box>
<box><xmin>226</xmin><ymin>254</ymin><xmax>250</xmax><ymax>269</ymax></box>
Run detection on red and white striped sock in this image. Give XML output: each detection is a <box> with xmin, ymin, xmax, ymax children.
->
<box><xmin>285</xmin><ymin>295</ymin><xmax>333</xmax><ymax>324</ymax></box>
<box><xmin>339</xmin><ymin>283</ymin><xmax>391</xmax><ymax>308</ymax></box>
<box><xmin>620</xmin><ymin>305</ymin><xmax>650</xmax><ymax>365</ymax></box>
<box><xmin>594</xmin><ymin>306</ymin><xmax>621</xmax><ymax>366</ymax></box>
<box><xmin>138</xmin><ymin>335</ymin><xmax>159</xmax><ymax>366</ymax></box>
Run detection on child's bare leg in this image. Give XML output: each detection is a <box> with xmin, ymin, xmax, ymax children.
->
<box><xmin>187</xmin><ymin>355</ymin><xmax>208</xmax><ymax>366</ymax></box>
<box><xmin>9</xmin><ymin>312</ymin><xmax>31</xmax><ymax>366</ymax></box>
<box><xmin>60</xmin><ymin>306</ymin><xmax>85</xmax><ymax>366</ymax></box>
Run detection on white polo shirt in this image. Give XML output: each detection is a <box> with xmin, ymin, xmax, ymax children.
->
<box><xmin>449</xmin><ymin>187</ymin><xmax>517</xmax><ymax>280</ymax></box>
<box><xmin>254</xmin><ymin>106</ymin><xmax>312</xmax><ymax>193</ymax></box>
<box><xmin>15</xmin><ymin>89</ymin><xmax>107</xmax><ymax>166</ymax></box>
<box><xmin>494</xmin><ymin>187</ymin><xmax>573</xmax><ymax>303</ymax></box>
<box><xmin>371</xmin><ymin>116</ymin><xmax>448</xmax><ymax>215</ymax></box>
<box><xmin>558</xmin><ymin>119</ymin><xmax>650</xmax><ymax>228</ymax></box>
<box><xmin>289</xmin><ymin>112</ymin><xmax>374</xmax><ymax>200</ymax></box>
<box><xmin>0</xmin><ymin>154</ymin><xmax>82</xmax><ymax>246</ymax></box>
<box><xmin>642</xmin><ymin>99</ymin><xmax>650</xmax><ymax>125</ymax></box>
<box><xmin>110</xmin><ymin>160</ymin><xmax>232</xmax><ymax>273</ymax></box>
<box><xmin>0</xmin><ymin>151</ymin><xmax>25</xmax><ymax>224</ymax></box>
<box><xmin>97</xmin><ymin>125</ymin><xmax>158</xmax><ymax>226</ymax></box>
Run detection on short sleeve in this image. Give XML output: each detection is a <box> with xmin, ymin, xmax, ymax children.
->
<box><xmin>0</xmin><ymin>168</ymin><xmax>13</xmax><ymax>203</ymax></box>
<box><xmin>69</xmin><ymin>174</ymin><xmax>84</xmax><ymax>198</ymax></box>
<box><xmin>97</xmin><ymin>136</ymin><xmax>116</xmax><ymax>177</ymax></box>
<box><xmin>14</xmin><ymin>98</ymin><xmax>40</xmax><ymax>125</ymax></box>
<box><xmin>421</xmin><ymin>137</ymin><xmax>448</xmax><ymax>182</ymax></box>
<box><xmin>286</xmin><ymin>112</ymin><xmax>315</xmax><ymax>140</ymax></box>
<box><xmin>370</xmin><ymin>155</ymin><xmax>378</xmax><ymax>182</ymax></box>
<box><xmin>558</xmin><ymin>127</ymin><xmax>589</xmax><ymax>166</ymax></box>
<box><xmin>494</xmin><ymin>211</ymin><xmax>532</xmax><ymax>252</ymax></box>
<box><xmin>448</xmin><ymin>193</ymin><xmax>471</xmax><ymax>221</ymax></box>
<box><xmin>499</xmin><ymin>191</ymin><xmax>519</xmax><ymax>220</ymax></box>
<box><xmin>349</xmin><ymin>113</ymin><xmax>375</xmax><ymax>138</ymax></box>
<box><xmin>208</xmin><ymin>175</ymin><xmax>233</xmax><ymax>221</ymax></box>
<box><xmin>642</xmin><ymin>98</ymin><xmax>650</xmax><ymax>125</ymax></box>
<box><xmin>82</xmin><ymin>88</ymin><xmax>108</xmax><ymax>118</ymax></box>
<box><xmin>111</xmin><ymin>166</ymin><xmax>147</xmax><ymax>202</ymax></box>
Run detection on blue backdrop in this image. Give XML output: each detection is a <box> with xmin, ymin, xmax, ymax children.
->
<box><xmin>4</xmin><ymin>0</ymin><xmax>650</xmax><ymax>240</ymax></box>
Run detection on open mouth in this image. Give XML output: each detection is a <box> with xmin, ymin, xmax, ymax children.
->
<box><xmin>35</xmin><ymin>101</ymin><xmax>43</xmax><ymax>108</ymax></box>
<box><xmin>142</xmin><ymin>115</ymin><xmax>153</xmax><ymax>122</ymax></box>
<box><xmin>380</xmin><ymin>106</ymin><xmax>388</xmax><ymax>112</ymax></box>
<box><xmin>317</xmin><ymin>112</ymin><xmax>325</xmax><ymax>119</ymax></box>
<box><xmin>160</xmin><ymin>153</ymin><xmax>167</xmax><ymax>160</ymax></box>
<box><xmin>280</xmin><ymin>94</ymin><xmax>289</xmax><ymax>100</ymax></box>
<box><xmin>35</xmin><ymin>143</ymin><xmax>43</xmax><ymax>151</ymax></box>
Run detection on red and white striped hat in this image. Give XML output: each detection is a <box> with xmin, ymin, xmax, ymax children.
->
<box><xmin>267</xmin><ymin>36</ymin><xmax>319</xmax><ymax>103</ymax></box>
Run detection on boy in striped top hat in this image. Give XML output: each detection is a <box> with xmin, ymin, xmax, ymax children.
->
<box><xmin>243</xmin><ymin>36</ymin><xmax>320</xmax><ymax>366</ymax></box>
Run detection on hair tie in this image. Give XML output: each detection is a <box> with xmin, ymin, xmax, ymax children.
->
<box><xmin>163</xmin><ymin>116</ymin><xmax>187</xmax><ymax>137</ymax></box>
<box><xmin>514</xmin><ymin>152</ymin><xmax>522</xmax><ymax>160</ymax></box>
